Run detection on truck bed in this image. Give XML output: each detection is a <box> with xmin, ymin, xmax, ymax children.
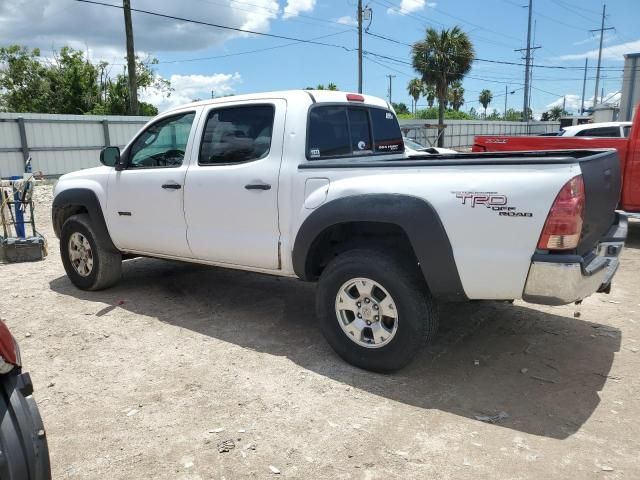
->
<box><xmin>300</xmin><ymin>149</ymin><xmax>621</xmax><ymax>258</ymax></box>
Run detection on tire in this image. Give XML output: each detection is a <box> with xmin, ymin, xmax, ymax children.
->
<box><xmin>316</xmin><ymin>249</ymin><xmax>438</xmax><ymax>373</ymax></box>
<box><xmin>0</xmin><ymin>371</ymin><xmax>51</xmax><ymax>480</ymax></box>
<box><xmin>60</xmin><ymin>213</ymin><xmax>122</xmax><ymax>290</ymax></box>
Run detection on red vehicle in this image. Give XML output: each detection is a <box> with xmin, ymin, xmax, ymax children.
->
<box><xmin>0</xmin><ymin>320</ymin><xmax>51</xmax><ymax>479</ymax></box>
<box><xmin>472</xmin><ymin>109</ymin><xmax>640</xmax><ymax>212</ymax></box>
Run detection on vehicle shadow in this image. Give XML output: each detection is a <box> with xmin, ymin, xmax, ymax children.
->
<box><xmin>50</xmin><ymin>258</ymin><xmax>621</xmax><ymax>440</ymax></box>
<box><xmin>625</xmin><ymin>218</ymin><xmax>640</xmax><ymax>249</ymax></box>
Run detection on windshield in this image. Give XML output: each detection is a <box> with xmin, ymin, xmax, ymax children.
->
<box><xmin>403</xmin><ymin>137</ymin><xmax>426</xmax><ymax>150</ymax></box>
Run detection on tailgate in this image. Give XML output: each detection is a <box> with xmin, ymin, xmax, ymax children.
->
<box><xmin>577</xmin><ymin>150</ymin><xmax>621</xmax><ymax>255</ymax></box>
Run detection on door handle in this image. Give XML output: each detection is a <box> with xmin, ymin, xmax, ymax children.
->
<box><xmin>162</xmin><ymin>183</ymin><xmax>182</xmax><ymax>190</ymax></box>
<box><xmin>244</xmin><ymin>183</ymin><xmax>271</xmax><ymax>191</ymax></box>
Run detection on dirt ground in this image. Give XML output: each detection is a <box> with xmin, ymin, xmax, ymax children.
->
<box><xmin>1</xmin><ymin>184</ymin><xmax>639</xmax><ymax>479</ymax></box>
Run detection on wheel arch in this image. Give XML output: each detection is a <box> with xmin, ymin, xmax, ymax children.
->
<box><xmin>52</xmin><ymin>188</ymin><xmax>118</xmax><ymax>253</ymax></box>
<box><xmin>292</xmin><ymin>194</ymin><xmax>468</xmax><ymax>301</ymax></box>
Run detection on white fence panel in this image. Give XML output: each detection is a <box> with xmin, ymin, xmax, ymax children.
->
<box><xmin>0</xmin><ymin>113</ymin><xmax>150</xmax><ymax>178</ymax></box>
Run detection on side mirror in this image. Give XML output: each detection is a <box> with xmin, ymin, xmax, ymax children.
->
<box><xmin>100</xmin><ymin>146</ymin><xmax>122</xmax><ymax>168</ymax></box>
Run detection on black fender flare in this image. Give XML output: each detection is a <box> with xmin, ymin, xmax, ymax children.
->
<box><xmin>292</xmin><ymin>194</ymin><xmax>468</xmax><ymax>301</ymax></box>
<box><xmin>52</xmin><ymin>188</ymin><xmax>119</xmax><ymax>253</ymax></box>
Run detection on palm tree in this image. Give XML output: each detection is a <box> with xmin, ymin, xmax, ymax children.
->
<box><xmin>407</xmin><ymin>78</ymin><xmax>423</xmax><ymax>116</ymax></box>
<box><xmin>449</xmin><ymin>80</ymin><xmax>465</xmax><ymax>111</ymax></box>
<box><xmin>479</xmin><ymin>89</ymin><xmax>493</xmax><ymax>118</ymax></box>
<box><xmin>424</xmin><ymin>84</ymin><xmax>436</xmax><ymax>108</ymax></box>
<box><xmin>549</xmin><ymin>105</ymin><xmax>564</xmax><ymax>120</ymax></box>
<box><xmin>412</xmin><ymin>26</ymin><xmax>475</xmax><ymax>147</ymax></box>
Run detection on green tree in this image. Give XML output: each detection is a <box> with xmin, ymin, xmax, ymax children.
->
<box><xmin>407</xmin><ymin>78</ymin><xmax>423</xmax><ymax>116</ymax></box>
<box><xmin>448</xmin><ymin>80</ymin><xmax>465</xmax><ymax>111</ymax></box>
<box><xmin>548</xmin><ymin>105</ymin><xmax>565</xmax><ymax>120</ymax></box>
<box><xmin>424</xmin><ymin>84</ymin><xmax>436</xmax><ymax>108</ymax></box>
<box><xmin>504</xmin><ymin>108</ymin><xmax>523</xmax><ymax>121</ymax></box>
<box><xmin>412</xmin><ymin>26</ymin><xmax>475</xmax><ymax>146</ymax></box>
<box><xmin>0</xmin><ymin>44</ymin><xmax>172</xmax><ymax>115</ymax></box>
<box><xmin>479</xmin><ymin>89</ymin><xmax>493</xmax><ymax>118</ymax></box>
<box><xmin>326</xmin><ymin>82</ymin><xmax>338</xmax><ymax>91</ymax></box>
<box><xmin>0</xmin><ymin>45</ymin><xmax>50</xmax><ymax>112</ymax></box>
<box><xmin>392</xmin><ymin>102</ymin><xmax>409</xmax><ymax>115</ymax></box>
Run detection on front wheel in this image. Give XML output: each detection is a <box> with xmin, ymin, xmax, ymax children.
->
<box><xmin>316</xmin><ymin>249</ymin><xmax>438</xmax><ymax>372</ymax></box>
<box><xmin>60</xmin><ymin>214</ymin><xmax>122</xmax><ymax>290</ymax></box>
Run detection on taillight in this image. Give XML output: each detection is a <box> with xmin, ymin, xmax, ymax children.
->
<box><xmin>0</xmin><ymin>320</ymin><xmax>18</xmax><ymax>373</ymax></box>
<box><xmin>346</xmin><ymin>93</ymin><xmax>365</xmax><ymax>102</ymax></box>
<box><xmin>537</xmin><ymin>175</ymin><xmax>585</xmax><ymax>250</ymax></box>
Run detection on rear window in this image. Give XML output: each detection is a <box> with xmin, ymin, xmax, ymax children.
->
<box><xmin>575</xmin><ymin>126</ymin><xmax>620</xmax><ymax>137</ymax></box>
<box><xmin>623</xmin><ymin>126</ymin><xmax>631</xmax><ymax>137</ymax></box>
<box><xmin>307</xmin><ymin>105</ymin><xmax>403</xmax><ymax>159</ymax></box>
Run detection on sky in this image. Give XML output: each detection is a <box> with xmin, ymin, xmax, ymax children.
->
<box><xmin>0</xmin><ymin>0</ymin><xmax>639</xmax><ymax>118</ymax></box>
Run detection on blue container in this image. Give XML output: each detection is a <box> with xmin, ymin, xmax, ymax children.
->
<box><xmin>9</xmin><ymin>176</ymin><xmax>25</xmax><ymax>238</ymax></box>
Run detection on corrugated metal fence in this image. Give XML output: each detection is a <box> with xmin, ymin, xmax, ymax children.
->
<box><xmin>399</xmin><ymin>119</ymin><xmax>561</xmax><ymax>149</ymax></box>
<box><xmin>0</xmin><ymin>113</ymin><xmax>561</xmax><ymax>178</ymax></box>
<box><xmin>0</xmin><ymin>113</ymin><xmax>150</xmax><ymax>178</ymax></box>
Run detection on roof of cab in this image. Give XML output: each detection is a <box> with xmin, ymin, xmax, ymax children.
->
<box><xmin>164</xmin><ymin>89</ymin><xmax>391</xmax><ymax>114</ymax></box>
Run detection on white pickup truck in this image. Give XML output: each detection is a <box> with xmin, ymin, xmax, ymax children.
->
<box><xmin>52</xmin><ymin>90</ymin><xmax>627</xmax><ymax>371</ymax></box>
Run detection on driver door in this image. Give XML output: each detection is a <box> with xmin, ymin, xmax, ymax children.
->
<box><xmin>106</xmin><ymin>110</ymin><xmax>198</xmax><ymax>257</ymax></box>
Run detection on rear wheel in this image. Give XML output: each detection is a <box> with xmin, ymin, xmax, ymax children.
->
<box><xmin>316</xmin><ymin>249</ymin><xmax>438</xmax><ymax>372</ymax></box>
<box><xmin>60</xmin><ymin>214</ymin><xmax>122</xmax><ymax>290</ymax></box>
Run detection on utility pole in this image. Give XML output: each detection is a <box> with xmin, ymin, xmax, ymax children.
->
<box><xmin>123</xmin><ymin>0</ymin><xmax>138</xmax><ymax>115</ymax></box>
<box><xmin>562</xmin><ymin>95</ymin><xmax>566</xmax><ymax>114</ymax></box>
<box><xmin>528</xmin><ymin>20</ymin><xmax>537</xmax><ymax>115</ymax></box>
<box><xmin>504</xmin><ymin>84</ymin><xmax>508</xmax><ymax>118</ymax></box>
<box><xmin>580</xmin><ymin>58</ymin><xmax>588</xmax><ymax>114</ymax></box>
<box><xmin>386</xmin><ymin>74</ymin><xmax>396</xmax><ymax>104</ymax></box>
<box><xmin>357</xmin><ymin>0</ymin><xmax>363</xmax><ymax>93</ymax></box>
<box><xmin>522</xmin><ymin>0</ymin><xmax>533</xmax><ymax>122</ymax></box>
<box><xmin>591</xmin><ymin>4</ymin><xmax>614</xmax><ymax>108</ymax></box>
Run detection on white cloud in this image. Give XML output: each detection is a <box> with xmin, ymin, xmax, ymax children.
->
<box><xmin>335</xmin><ymin>15</ymin><xmax>357</xmax><ymax>26</ymax></box>
<box><xmin>572</xmin><ymin>33</ymin><xmax>616</xmax><ymax>46</ymax></box>
<box><xmin>140</xmin><ymin>73</ymin><xmax>242</xmax><ymax>112</ymax></box>
<box><xmin>387</xmin><ymin>0</ymin><xmax>435</xmax><ymax>15</ymax></box>
<box><xmin>0</xmin><ymin>0</ymin><xmax>280</xmax><ymax>61</ymax></box>
<box><xmin>556</xmin><ymin>39</ymin><xmax>640</xmax><ymax>61</ymax></box>
<box><xmin>283</xmin><ymin>0</ymin><xmax>316</xmax><ymax>19</ymax></box>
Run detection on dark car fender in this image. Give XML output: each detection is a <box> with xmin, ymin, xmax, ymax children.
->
<box><xmin>292</xmin><ymin>194</ymin><xmax>468</xmax><ymax>302</ymax></box>
<box><xmin>51</xmin><ymin>188</ymin><xmax>118</xmax><ymax>253</ymax></box>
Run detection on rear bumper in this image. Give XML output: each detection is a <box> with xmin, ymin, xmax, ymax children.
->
<box><xmin>522</xmin><ymin>214</ymin><xmax>627</xmax><ymax>306</ymax></box>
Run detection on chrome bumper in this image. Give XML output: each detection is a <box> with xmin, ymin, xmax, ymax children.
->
<box><xmin>523</xmin><ymin>215</ymin><xmax>627</xmax><ymax>306</ymax></box>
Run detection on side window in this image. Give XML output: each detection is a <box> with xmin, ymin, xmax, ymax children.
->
<box><xmin>370</xmin><ymin>108</ymin><xmax>404</xmax><ymax>153</ymax></box>
<box><xmin>575</xmin><ymin>127</ymin><xmax>620</xmax><ymax>137</ymax></box>
<box><xmin>128</xmin><ymin>112</ymin><xmax>195</xmax><ymax>168</ymax></box>
<box><xmin>623</xmin><ymin>126</ymin><xmax>631</xmax><ymax>138</ymax></box>
<box><xmin>307</xmin><ymin>106</ymin><xmax>351</xmax><ymax>159</ymax></box>
<box><xmin>199</xmin><ymin>105</ymin><xmax>275</xmax><ymax>165</ymax></box>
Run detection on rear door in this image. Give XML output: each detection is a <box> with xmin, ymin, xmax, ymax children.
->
<box><xmin>183</xmin><ymin>100</ymin><xmax>286</xmax><ymax>269</ymax></box>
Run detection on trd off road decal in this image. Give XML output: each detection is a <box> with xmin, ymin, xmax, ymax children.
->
<box><xmin>452</xmin><ymin>191</ymin><xmax>533</xmax><ymax>217</ymax></box>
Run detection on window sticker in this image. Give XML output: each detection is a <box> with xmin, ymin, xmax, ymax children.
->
<box><xmin>386</xmin><ymin>112</ymin><xmax>393</xmax><ymax>119</ymax></box>
<box><xmin>357</xmin><ymin>140</ymin><xmax>366</xmax><ymax>150</ymax></box>
<box><xmin>310</xmin><ymin>148</ymin><xmax>321</xmax><ymax>157</ymax></box>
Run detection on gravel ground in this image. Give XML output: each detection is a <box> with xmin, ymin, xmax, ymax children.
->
<box><xmin>1</xmin><ymin>184</ymin><xmax>639</xmax><ymax>479</ymax></box>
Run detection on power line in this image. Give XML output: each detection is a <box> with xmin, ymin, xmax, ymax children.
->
<box><xmin>152</xmin><ymin>31</ymin><xmax>353</xmax><ymax>65</ymax></box>
<box><xmin>73</xmin><ymin>0</ymin><xmax>353</xmax><ymax>51</ymax></box>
